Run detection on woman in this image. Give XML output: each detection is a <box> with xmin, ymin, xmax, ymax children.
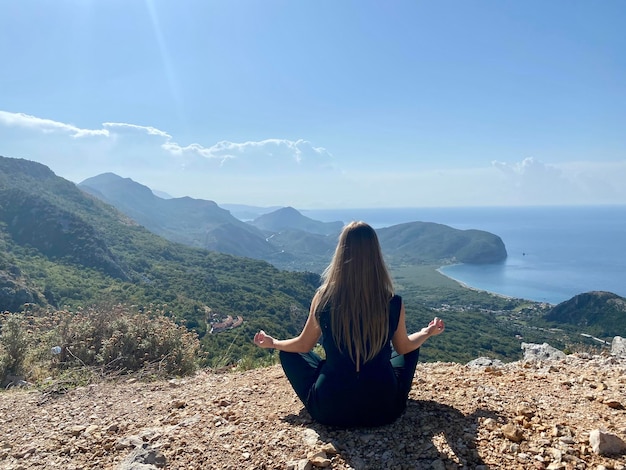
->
<box><xmin>254</xmin><ymin>221</ymin><xmax>445</xmax><ymax>427</ymax></box>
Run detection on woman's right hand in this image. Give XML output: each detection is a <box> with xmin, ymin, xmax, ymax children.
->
<box><xmin>426</xmin><ymin>317</ymin><xmax>445</xmax><ymax>337</ymax></box>
<box><xmin>254</xmin><ymin>330</ymin><xmax>276</xmax><ymax>349</ymax></box>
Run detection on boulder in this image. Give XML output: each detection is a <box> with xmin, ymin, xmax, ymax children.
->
<box><xmin>119</xmin><ymin>443</ymin><xmax>166</xmax><ymax>470</ymax></box>
<box><xmin>611</xmin><ymin>336</ymin><xmax>626</xmax><ymax>357</ymax></box>
<box><xmin>589</xmin><ymin>429</ymin><xmax>626</xmax><ymax>456</ymax></box>
<box><xmin>466</xmin><ymin>357</ymin><xmax>505</xmax><ymax>368</ymax></box>
<box><xmin>521</xmin><ymin>342</ymin><xmax>566</xmax><ymax>362</ymax></box>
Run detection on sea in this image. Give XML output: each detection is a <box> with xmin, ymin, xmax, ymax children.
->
<box><xmin>301</xmin><ymin>205</ymin><xmax>626</xmax><ymax>305</ymax></box>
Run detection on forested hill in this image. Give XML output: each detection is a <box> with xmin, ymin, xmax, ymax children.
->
<box><xmin>543</xmin><ymin>291</ymin><xmax>626</xmax><ymax>337</ymax></box>
<box><xmin>377</xmin><ymin>221</ymin><xmax>507</xmax><ymax>264</ymax></box>
<box><xmin>0</xmin><ymin>155</ymin><xmax>319</xmax><ymax>363</ymax></box>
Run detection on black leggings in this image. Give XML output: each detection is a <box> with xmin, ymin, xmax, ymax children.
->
<box><xmin>279</xmin><ymin>348</ymin><xmax>420</xmax><ymax>422</ymax></box>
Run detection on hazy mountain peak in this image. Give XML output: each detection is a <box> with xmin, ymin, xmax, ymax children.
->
<box><xmin>80</xmin><ymin>172</ymin><xmax>124</xmax><ymax>183</ymax></box>
<box><xmin>250</xmin><ymin>207</ymin><xmax>344</xmax><ymax>236</ymax></box>
<box><xmin>80</xmin><ymin>172</ymin><xmax>151</xmax><ymax>192</ymax></box>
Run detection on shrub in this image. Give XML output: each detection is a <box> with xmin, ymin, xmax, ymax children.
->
<box><xmin>0</xmin><ymin>313</ymin><xmax>29</xmax><ymax>383</ymax></box>
<box><xmin>54</xmin><ymin>305</ymin><xmax>201</xmax><ymax>376</ymax></box>
<box><xmin>98</xmin><ymin>309</ymin><xmax>200</xmax><ymax>376</ymax></box>
<box><xmin>1</xmin><ymin>304</ymin><xmax>201</xmax><ymax>386</ymax></box>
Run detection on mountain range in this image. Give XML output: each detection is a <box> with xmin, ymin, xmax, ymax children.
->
<box><xmin>0</xmin><ymin>155</ymin><xmax>320</xmax><ymax>362</ymax></box>
<box><xmin>78</xmin><ymin>172</ymin><xmax>508</xmax><ymax>272</ymax></box>
<box><xmin>79</xmin><ymin>173</ymin><xmax>275</xmax><ymax>260</ymax></box>
<box><xmin>1</xmin><ymin>155</ymin><xmax>623</xmax><ymax>364</ymax></box>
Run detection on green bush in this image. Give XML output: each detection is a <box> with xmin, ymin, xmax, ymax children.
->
<box><xmin>0</xmin><ymin>313</ymin><xmax>29</xmax><ymax>383</ymax></box>
<box><xmin>100</xmin><ymin>309</ymin><xmax>201</xmax><ymax>376</ymax></box>
<box><xmin>0</xmin><ymin>305</ymin><xmax>201</xmax><ymax>386</ymax></box>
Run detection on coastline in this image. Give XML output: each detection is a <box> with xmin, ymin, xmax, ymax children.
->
<box><xmin>308</xmin><ymin>205</ymin><xmax>626</xmax><ymax>304</ymax></box>
<box><xmin>436</xmin><ymin>265</ymin><xmax>545</xmax><ymax>304</ymax></box>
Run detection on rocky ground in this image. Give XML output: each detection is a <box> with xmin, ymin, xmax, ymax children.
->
<box><xmin>0</xmin><ymin>351</ymin><xmax>625</xmax><ymax>470</ymax></box>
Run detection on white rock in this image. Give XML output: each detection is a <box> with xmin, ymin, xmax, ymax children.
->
<box><xmin>466</xmin><ymin>357</ymin><xmax>505</xmax><ymax>368</ymax></box>
<box><xmin>287</xmin><ymin>459</ymin><xmax>312</xmax><ymax>470</ymax></box>
<box><xmin>521</xmin><ymin>342</ymin><xmax>566</xmax><ymax>361</ymax></box>
<box><xmin>612</xmin><ymin>336</ymin><xmax>626</xmax><ymax>357</ymax></box>
<box><xmin>589</xmin><ymin>429</ymin><xmax>626</xmax><ymax>456</ymax></box>
<box><xmin>302</xmin><ymin>428</ymin><xmax>320</xmax><ymax>447</ymax></box>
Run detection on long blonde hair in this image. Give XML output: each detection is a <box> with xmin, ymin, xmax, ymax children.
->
<box><xmin>315</xmin><ymin>221</ymin><xmax>394</xmax><ymax>367</ymax></box>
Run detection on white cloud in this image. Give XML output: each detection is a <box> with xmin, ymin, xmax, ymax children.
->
<box><xmin>162</xmin><ymin>138</ymin><xmax>334</xmax><ymax>171</ymax></box>
<box><xmin>492</xmin><ymin>157</ymin><xmax>562</xmax><ymax>181</ymax></box>
<box><xmin>0</xmin><ymin>112</ymin><xmax>172</xmax><ymax>141</ymax></box>
<box><xmin>102</xmin><ymin>122</ymin><xmax>172</xmax><ymax>139</ymax></box>
<box><xmin>0</xmin><ymin>109</ymin><xmax>334</xmax><ymax>172</ymax></box>
<box><xmin>205</xmin><ymin>139</ymin><xmax>331</xmax><ymax>165</ymax></box>
<box><xmin>491</xmin><ymin>157</ymin><xmax>626</xmax><ymax>205</ymax></box>
<box><xmin>2</xmin><ymin>109</ymin><xmax>624</xmax><ymax>207</ymax></box>
<box><xmin>0</xmin><ymin>109</ymin><xmax>337</xmax><ymax>187</ymax></box>
<box><xmin>0</xmin><ymin>110</ymin><xmax>109</xmax><ymax>138</ymax></box>
<box><xmin>492</xmin><ymin>157</ymin><xmax>572</xmax><ymax>198</ymax></box>
<box><xmin>161</xmin><ymin>141</ymin><xmax>222</xmax><ymax>159</ymax></box>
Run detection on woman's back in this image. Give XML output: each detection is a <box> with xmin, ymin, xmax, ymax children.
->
<box><xmin>306</xmin><ymin>295</ymin><xmax>403</xmax><ymax>427</ymax></box>
<box><xmin>315</xmin><ymin>222</ymin><xmax>395</xmax><ymax>369</ymax></box>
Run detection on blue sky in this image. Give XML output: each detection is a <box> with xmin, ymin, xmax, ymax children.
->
<box><xmin>1</xmin><ymin>1</ymin><xmax>625</xmax><ymax>208</ymax></box>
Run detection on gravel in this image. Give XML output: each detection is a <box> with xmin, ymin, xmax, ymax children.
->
<box><xmin>0</xmin><ymin>353</ymin><xmax>624</xmax><ymax>469</ymax></box>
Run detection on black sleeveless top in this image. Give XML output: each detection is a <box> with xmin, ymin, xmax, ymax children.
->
<box><xmin>306</xmin><ymin>295</ymin><xmax>403</xmax><ymax>427</ymax></box>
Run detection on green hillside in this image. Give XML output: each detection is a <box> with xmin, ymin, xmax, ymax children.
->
<box><xmin>389</xmin><ymin>265</ymin><xmax>622</xmax><ymax>363</ymax></box>
<box><xmin>542</xmin><ymin>291</ymin><xmax>626</xmax><ymax>337</ymax></box>
<box><xmin>378</xmin><ymin>221</ymin><xmax>507</xmax><ymax>264</ymax></box>
<box><xmin>0</xmin><ymin>156</ymin><xmax>319</xmax><ymax>365</ymax></box>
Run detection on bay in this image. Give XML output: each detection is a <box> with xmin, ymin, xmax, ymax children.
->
<box><xmin>301</xmin><ymin>205</ymin><xmax>626</xmax><ymax>304</ymax></box>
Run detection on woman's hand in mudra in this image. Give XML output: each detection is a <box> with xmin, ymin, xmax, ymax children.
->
<box><xmin>426</xmin><ymin>317</ymin><xmax>445</xmax><ymax>337</ymax></box>
<box><xmin>254</xmin><ymin>330</ymin><xmax>276</xmax><ymax>349</ymax></box>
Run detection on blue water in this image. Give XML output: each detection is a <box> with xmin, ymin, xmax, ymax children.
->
<box><xmin>301</xmin><ymin>206</ymin><xmax>626</xmax><ymax>304</ymax></box>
